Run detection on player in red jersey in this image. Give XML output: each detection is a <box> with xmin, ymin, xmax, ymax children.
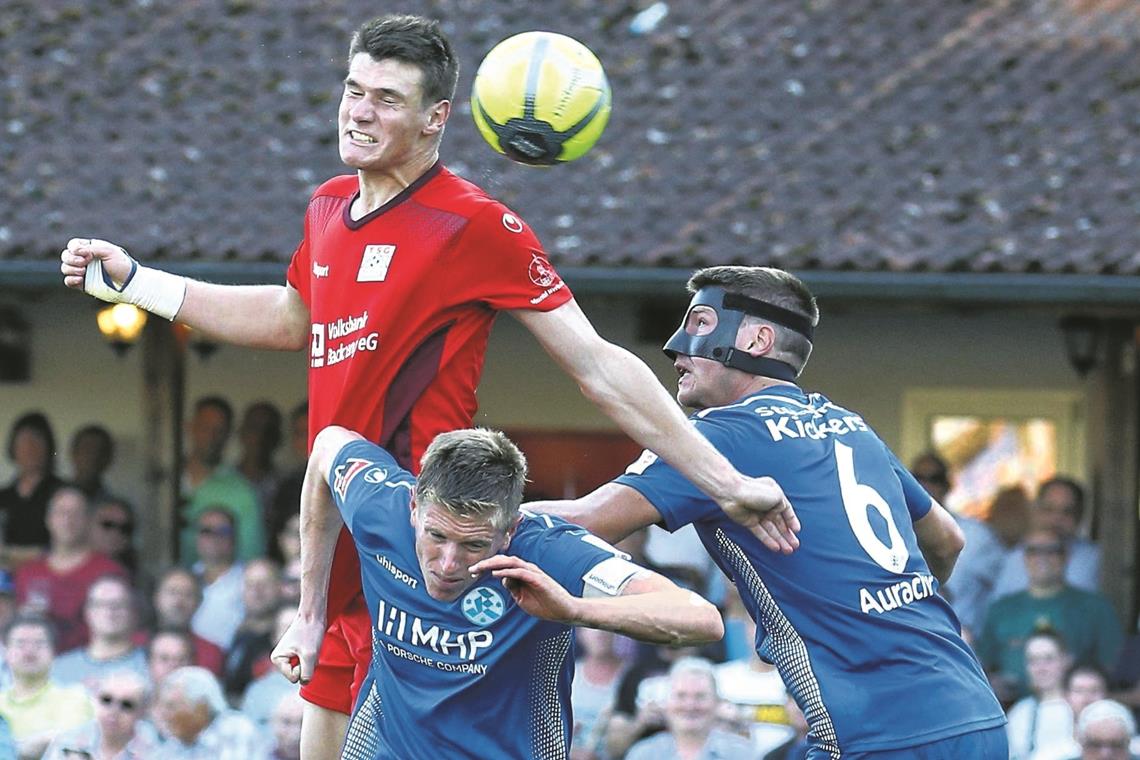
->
<box><xmin>60</xmin><ymin>14</ymin><xmax>798</xmax><ymax>758</ymax></box>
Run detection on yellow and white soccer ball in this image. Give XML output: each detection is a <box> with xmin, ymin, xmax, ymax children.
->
<box><xmin>471</xmin><ymin>31</ymin><xmax>611</xmax><ymax>166</ymax></box>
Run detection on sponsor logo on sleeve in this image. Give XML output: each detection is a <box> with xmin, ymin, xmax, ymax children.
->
<box><xmin>357</xmin><ymin>244</ymin><xmax>396</xmax><ymax>282</ymax></box>
<box><xmin>527</xmin><ymin>254</ymin><xmax>566</xmax><ymax>305</ymax></box>
<box><xmin>363</xmin><ymin>467</ymin><xmax>389</xmax><ymax>484</ymax></box>
<box><xmin>502</xmin><ymin>213</ymin><xmax>524</xmax><ymax>233</ymax></box>
<box><xmin>528</xmin><ymin>254</ymin><xmax>557</xmax><ymax>288</ymax></box>
<box><xmin>332</xmin><ymin>457</ymin><xmax>374</xmax><ymax>500</ymax></box>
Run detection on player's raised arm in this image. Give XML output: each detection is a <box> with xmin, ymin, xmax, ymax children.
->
<box><xmin>511</xmin><ymin>299</ymin><xmax>799</xmax><ymax>553</ymax></box>
<box><xmin>470</xmin><ymin>554</ymin><xmax>723</xmax><ymax>645</ymax></box>
<box><xmin>60</xmin><ymin>237</ymin><xmax>309</xmax><ymax>350</ymax></box>
<box><xmin>272</xmin><ymin>425</ymin><xmax>364</xmax><ymax>684</ymax></box>
<box><xmin>527</xmin><ymin>482</ymin><xmax>659</xmax><ymax>545</ymax></box>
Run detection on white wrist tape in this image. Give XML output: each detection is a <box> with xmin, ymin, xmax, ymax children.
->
<box><xmin>84</xmin><ymin>254</ymin><xmax>187</xmax><ymax>321</ymax></box>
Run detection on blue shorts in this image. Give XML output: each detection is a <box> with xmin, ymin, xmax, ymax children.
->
<box><xmin>807</xmin><ymin>726</ymin><xmax>1008</xmax><ymax>760</ymax></box>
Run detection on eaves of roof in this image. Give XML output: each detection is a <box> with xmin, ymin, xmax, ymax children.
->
<box><xmin>6</xmin><ymin>260</ymin><xmax>1140</xmax><ymax>310</ymax></box>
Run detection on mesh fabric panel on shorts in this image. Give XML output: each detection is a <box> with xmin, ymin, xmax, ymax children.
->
<box><xmin>716</xmin><ymin>527</ymin><xmax>841</xmax><ymax>759</ymax></box>
<box><xmin>528</xmin><ymin>629</ymin><xmax>573</xmax><ymax>760</ymax></box>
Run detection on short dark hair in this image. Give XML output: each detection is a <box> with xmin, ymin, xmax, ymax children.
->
<box><xmin>156</xmin><ymin>566</ymin><xmax>202</xmax><ymax>600</ymax></box>
<box><xmin>348</xmin><ymin>15</ymin><xmax>459</xmax><ymax>105</ymax></box>
<box><xmin>1037</xmin><ymin>476</ymin><xmax>1085</xmax><ymax>521</ymax></box>
<box><xmin>197</xmin><ymin>506</ymin><xmax>236</xmax><ymax>531</ymax></box>
<box><xmin>910</xmin><ymin>451</ymin><xmax>950</xmax><ymax>488</ymax></box>
<box><xmin>193</xmin><ymin>396</ymin><xmax>234</xmax><ymax>427</ymax></box>
<box><xmin>6</xmin><ymin>411</ymin><xmax>57</xmax><ymax>469</ymax></box>
<box><xmin>1065</xmin><ymin>662</ymin><xmax>1108</xmax><ymax>690</ymax></box>
<box><xmin>70</xmin><ymin>424</ymin><xmax>115</xmax><ymax>467</ymax></box>
<box><xmin>4</xmin><ymin>614</ymin><xmax>56</xmax><ymax>650</ymax></box>
<box><xmin>147</xmin><ymin>627</ymin><xmax>195</xmax><ymax>660</ymax></box>
<box><xmin>416</xmin><ymin>429</ymin><xmax>527</xmax><ymax>532</ymax></box>
<box><xmin>1026</xmin><ymin>626</ymin><xmax>1068</xmax><ymax>654</ymax></box>
<box><xmin>686</xmin><ymin>266</ymin><xmax>819</xmax><ymax>372</ymax></box>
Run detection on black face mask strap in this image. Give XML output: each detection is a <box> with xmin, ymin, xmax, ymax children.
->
<box><xmin>720</xmin><ymin>350</ymin><xmax>800</xmax><ymax>381</ymax></box>
<box><xmin>722</xmin><ymin>292</ymin><xmax>814</xmax><ymax>340</ymax></box>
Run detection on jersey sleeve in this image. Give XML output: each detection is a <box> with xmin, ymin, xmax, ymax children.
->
<box><xmin>285</xmin><ymin>189</ymin><xmax>319</xmax><ymax>305</ymax></box>
<box><xmin>613</xmin><ymin>414</ymin><xmax>739</xmax><ymax>532</ymax></box>
<box><xmin>511</xmin><ymin>513</ymin><xmax>630</xmax><ymax>597</ymax></box>
<box><xmin>327</xmin><ymin>439</ymin><xmax>415</xmax><ymax>544</ymax></box>
<box><xmin>885</xmin><ymin>448</ymin><xmax>934</xmax><ymax>521</ymax></box>
<box><xmin>450</xmin><ymin>203</ymin><xmax>573</xmax><ymax>313</ymax></box>
<box><xmin>285</xmin><ymin>237</ymin><xmax>310</xmax><ymax>304</ymax></box>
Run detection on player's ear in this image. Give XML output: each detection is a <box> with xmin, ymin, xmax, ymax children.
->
<box><xmin>408</xmin><ymin>488</ymin><xmax>419</xmax><ymax>527</ymax></box>
<box><xmin>501</xmin><ymin>513</ymin><xmax>524</xmax><ymax>550</ymax></box>
<box><xmin>424</xmin><ymin>99</ymin><xmax>450</xmax><ymax>135</ymax></box>
<box><xmin>739</xmin><ymin>321</ymin><xmax>776</xmax><ymax>357</ymax></box>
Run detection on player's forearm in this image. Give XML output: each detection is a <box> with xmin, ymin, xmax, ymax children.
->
<box><xmin>571</xmin><ymin>586</ymin><xmax>723</xmax><ymax>646</ymax></box>
<box><xmin>296</xmin><ymin>455</ymin><xmax>343</xmax><ymax>624</ymax></box>
<box><xmin>923</xmin><ymin>551</ymin><xmax>957</xmax><ymax>585</ymax></box>
<box><xmin>578</xmin><ymin>343</ymin><xmax>745</xmax><ymax>505</ymax></box>
<box><xmin>176</xmin><ymin>281</ymin><xmax>309</xmax><ymax>350</ymax></box>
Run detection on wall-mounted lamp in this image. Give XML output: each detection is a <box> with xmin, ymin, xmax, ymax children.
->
<box><xmin>97</xmin><ymin>303</ymin><xmax>148</xmax><ymax>356</ymax></box>
<box><xmin>1059</xmin><ymin>315</ymin><xmax>1102</xmax><ymax>377</ymax></box>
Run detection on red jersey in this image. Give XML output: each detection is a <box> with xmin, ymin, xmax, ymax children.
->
<box><xmin>285</xmin><ymin>162</ymin><xmax>572</xmax><ymax>618</ymax></box>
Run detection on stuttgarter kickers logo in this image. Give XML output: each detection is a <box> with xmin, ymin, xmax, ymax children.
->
<box><xmin>461</xmin><ymin>586</ymin><xmax>506</xmax><ymax>626</ymax></box>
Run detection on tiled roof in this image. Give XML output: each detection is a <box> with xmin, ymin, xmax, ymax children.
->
<box><xmin>2</xmin><ymin>0</ymin><xmax>1139</xmax><ymax>275</ymax></box>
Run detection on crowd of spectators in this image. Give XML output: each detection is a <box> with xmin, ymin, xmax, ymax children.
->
<box><xmin>0</xmin><ymin>405</ymin><xmax>305</xmax><ymax>759</ymax></box>
<box><xmin>0</xmin><ymin>404</ymin><xmax>1137</xmax><ymax>760</ymax></box>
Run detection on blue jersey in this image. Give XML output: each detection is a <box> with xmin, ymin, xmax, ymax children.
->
<box><xmin>615</xmin><ymin>386</ymin><xmax>1005</xmax><ymax>757</ymax></box>
<box><xmin>330</xmin><ymin>439</ymin><xmax>625</xmax><ymax>760</ymax></box>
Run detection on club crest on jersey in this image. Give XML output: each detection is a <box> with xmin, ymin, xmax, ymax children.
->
<box><xmin>528</xmin><ymin>254</ymin><xmax>558</xmax><ymax>288</ymax></box>
<box><xmin>502</xmin><ymin>213</ymin><xmax>524</xmax><ymax>233</ymax></box>
<box><xmin>461</xmin><ymin>586</ymin><xmax>506</xmax><ymax>626</ymax></box>
<box><xmin>358</xmin><ymin>244</ymin><xmax>396</xmax><ymax>282</ymax></box>
<box><xmin>313</xmin><ymin>262</ymin><xmax>329</xmax><ymax>278</ymax></box>
<box><xmin>333</xmin><ymin>457</ymin><xmax>374</xmax><ymax>500</ymax></box>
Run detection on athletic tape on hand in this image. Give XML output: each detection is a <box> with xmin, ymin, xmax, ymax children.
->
<box><xmin>84</xmin><ymin>254</ymin><xmax>186</xmax><ymax>321</ymax></box>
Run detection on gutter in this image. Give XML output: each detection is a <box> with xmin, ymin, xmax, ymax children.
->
<box><xmin>5</xmin><ymin>260</ymin><xmax>1140</xmax><ymax>308</ymax></box>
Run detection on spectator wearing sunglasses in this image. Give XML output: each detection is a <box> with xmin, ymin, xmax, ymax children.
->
<box><xmin>43</xmin><ymin>669</ymin><xmax>158</xmax><ymax>760</ymax></box>
<box><xmin>909</xmin><ymin>452</ymin><xmax>1008</xmax><ymax>641</ymax></box>
<box><xmin>89</xmin><ymin>498</ymin><xmax>138</xmax><ymax>580</ymax></box>
<box><xmin>14</xmin><ymin>487</ymin><xmax>127</xmax><ymax>653</ymax></box>
<box><xmin>976</xmin><ymin>528</ymin><xmax>1123</xmax><ymax>703</ymax></box>
<box><xmin>189</xmin><ymin>509</ymin><xmax>244</xmax><ymax>651</ymax></box>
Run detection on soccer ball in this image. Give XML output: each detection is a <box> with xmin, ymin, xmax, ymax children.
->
<box><xmin>471</xmin><ymin>31</ymin><xmax>611</xmax><ymax>166</ymax></box>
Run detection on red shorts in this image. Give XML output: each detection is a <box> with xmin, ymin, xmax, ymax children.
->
<box><xmin>298</xmin><ymin>594</ymin><xmax>373</xmax><ymax>715</ymax></box>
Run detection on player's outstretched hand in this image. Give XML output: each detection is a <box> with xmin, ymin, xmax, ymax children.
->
<box><xmin>721</xmin><ymin>475</ymin><xmax>801</xmax><ymax>554</ymax></box>
<box><xmin>270</xmin><ymin>614</ymin><xmax>327</xmax><ymax>685</ymax></box>
<box><xmin>59</xmin><ymin>237</ymin><xmax>133</xmax><ymax>291</ymax></box>
<box><xmin>470</xmin><ymin>555</ymin><xmax>578</xmax><ymax>625</ymax></box>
